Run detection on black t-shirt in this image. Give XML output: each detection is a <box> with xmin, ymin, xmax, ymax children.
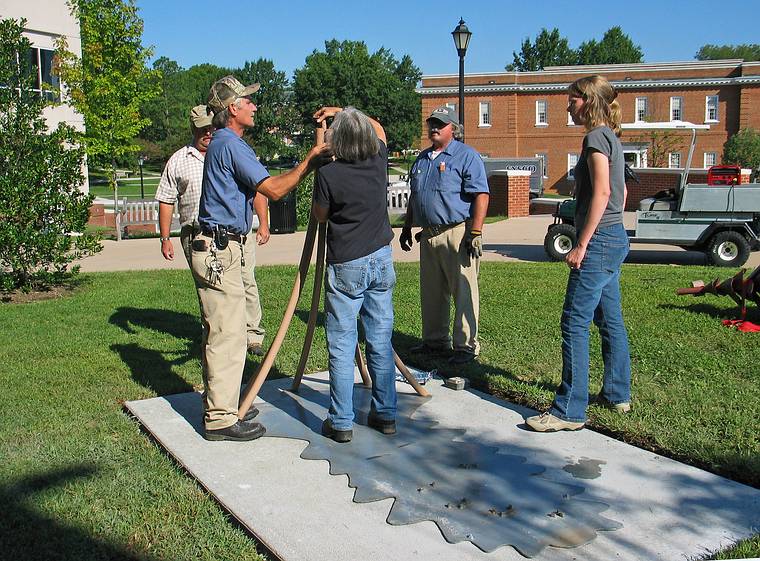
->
<box><xmin>314</xmin><ymin>141</ymin><xmax>393</xmax><ymax>264</ymax></box>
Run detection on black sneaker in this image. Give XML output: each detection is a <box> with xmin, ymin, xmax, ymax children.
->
<box><xmin>321</xmin><ymin>419</ymin><xmax>353</xmax><ymax>443</ymax></box>
<box><xmin>409</xmin><ymin>343</ymin><xmax>451</xmax><ymax>355</ymax></box>
<box><xmin>448</xmin><ymin>350</ymin><xmax>476</xmax><ymax>364</ymax></box>
<box><xmin>367</xmin><ymin>412</ymin><xmax>396</xmax><ymax>435</ymax></box>
<box><xmin>204</xmin><ymin>420</ymin><xmax>266</xmax><ymax>442</ymax></box>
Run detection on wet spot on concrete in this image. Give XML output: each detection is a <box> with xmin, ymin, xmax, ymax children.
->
<box><xmin>563</xmin><ymin>458</ymin><xmax>606</xmax><ymax>479</ymax></box>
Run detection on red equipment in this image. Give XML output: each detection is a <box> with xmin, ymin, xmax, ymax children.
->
<box><xmin>707</xmin><ymin>165</ymin><xmax>741</xmax><ymax>186</ymax></box>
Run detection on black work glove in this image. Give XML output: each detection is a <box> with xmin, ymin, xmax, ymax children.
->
<box><xmin>464</xmin><ymin>229</ymin><xmax>483</xmax><ymax>258</ymax></box>
<box><xmin>400</xmin><ymin>226</ymin><xmax>413</xmax><ymax>251</ymax></box>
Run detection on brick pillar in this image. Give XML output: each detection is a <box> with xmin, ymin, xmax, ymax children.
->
<box><xmin>741</xmin><ymin>169</ymin><xmax>752</xmax><ymax>184</ymax></box>
<box><xmin>505</xmin><ymin>171</ymin><xmax>531</xmax><ymax>218</ymax></box>
<box><xmin>486</xmin><ymin>173</ymin><xmax>507</xmax><ymax>215</ymax></box>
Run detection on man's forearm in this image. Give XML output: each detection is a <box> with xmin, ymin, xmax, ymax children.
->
<box><xmin>253</xmin><ymin>192</ymin><xmax>268</xmax><ymax>224</ymax></box>
<box><xmin>470</xmin><ymin>193</ymin><xmax>489</xmax><ymax>231</ymax></box>
<box><xmin>158</xmin><ymin>202</ymin><xmax>174</xmax><ymax>237</ymax></box>
<box><xmin>257</xmin><ymin>157</ymin><xmax>315</xmax><ymax>201</ymax></box>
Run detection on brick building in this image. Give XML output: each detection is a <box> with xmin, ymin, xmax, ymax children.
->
<box><xmin>418</xmin><ymin>59</ymin><xmax>760</xmax><ymax>195</ymax></box>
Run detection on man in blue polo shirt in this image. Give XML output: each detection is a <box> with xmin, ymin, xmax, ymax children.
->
<box><xmin>400</xmin><ymin>106</ymin><xmax>490</xmax><ymax>365</ymax></box>
<box><xmin>192</xmin><ymin>75</ymin><xmax>327</xmax><ymax>442</ymax></box>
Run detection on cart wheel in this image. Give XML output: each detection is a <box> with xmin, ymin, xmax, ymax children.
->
<box><xmin>544</xmin><ymin>224</ymin><xmax>576</xmax><ymax>261</ymax></box>
<box><xmin>706</xmin><ymin>231</ymin><xmax>750</xmax><ymax>267</ymax></box>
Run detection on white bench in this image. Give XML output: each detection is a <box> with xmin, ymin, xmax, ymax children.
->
<box><xmin>116</xmin><ymin>199</ymin><xmax>179</xmax><ymax>240</ymax></box>
<box><xmin>387</xmin><ymin>185</ymin><xmax>410</xmax><ymax>215</ymax></box>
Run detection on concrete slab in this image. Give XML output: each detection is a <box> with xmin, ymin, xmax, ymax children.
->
<box><xmin>125</xmin><ymin>373</ymin><xmax>759</xmax><ymax>561</ymax></box>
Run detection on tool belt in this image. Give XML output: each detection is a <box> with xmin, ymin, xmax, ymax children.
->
<box><xmin>424</xmin><ymin>221</ymin><xmax>464</xmax><ymax>237</ymax></box>
<box><xmin>200</xmin><ymin>229</ymin><xmax>246</xmax><ymax>243</ymax></box>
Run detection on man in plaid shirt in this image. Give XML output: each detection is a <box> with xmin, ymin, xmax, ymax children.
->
<box><xmin>156</xmin><ymin>105</ymin><xmax>269</xmax><ymax>355</ymax></box>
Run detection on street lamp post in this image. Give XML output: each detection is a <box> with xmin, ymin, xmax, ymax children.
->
<box><xmin>138</xmin><ymin>156</ymin><xmax>145</xmax><ymax>199</ymax></box>
<box><xmin>451</xmin><ymin>18</ymin><xmax>472</xmax><ymax>142</ymax></box>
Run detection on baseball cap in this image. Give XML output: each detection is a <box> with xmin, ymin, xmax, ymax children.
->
<box><xmin>190</xmin><ymin>104</ymin><xmax>213</xmax><ymax>128</ymax></box>
<box><xmin>206</xmin><ymin>75</ymin><xmax>260</xmax><ymax>114</ymax></box>
<box><xmin>427</xmin><ymin>105</ymin><xmax>460</xmax><ymax>126</ymax></box>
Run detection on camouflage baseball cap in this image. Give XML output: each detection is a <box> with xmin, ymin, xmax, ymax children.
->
<box><xmin>427</xmin><ymin>105</ymin><xmax>460</xmax><ymax>126</ymax></box>
<box><xmin>206</xmin><ymin>75</ymin><xmax>261</xmax><ymax>114</ymax></box>
<box><xmin>190</xmin><ymin>104</ymin><xmax>213</xmax><ymax>128</ymax></box>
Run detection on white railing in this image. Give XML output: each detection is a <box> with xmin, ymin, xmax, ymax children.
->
<box><xmin>387</xmin><ymin>185</ymin><xmax>410</xmax><ymax>215</ymax></box>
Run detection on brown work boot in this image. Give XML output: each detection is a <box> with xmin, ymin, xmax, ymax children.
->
<box><xmin>526</xmin><ymin>412</ymin><xmax>585</xmax><ymax>432</ymax></box>
<box><xmin>247</xmin><ymin>343</ymin><xmax>265</xmax><ymax>356</ymax></box>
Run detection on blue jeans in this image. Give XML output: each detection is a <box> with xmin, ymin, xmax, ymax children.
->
<box><xmin>324</xmin><ymin>245</ymin><xmax>397</xmax><ymax>430</ymax></box>
<box><xmin>551</xmin><ymin>223</ymin><xmax>631</xmax><ymax>423</ymax></box>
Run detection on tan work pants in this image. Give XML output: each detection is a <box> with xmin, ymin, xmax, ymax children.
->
<box><xmin>191</xmin><ymin>234</ymin><xmax>247</xmax><ymax>430</ymax></box>
<box><xmin>182</xmin><ymin>225</ymin><xmax>264</xmax><ymax>347</ymax></box>
<box><xmin>419</xmin><ymin>222</ymin><xmax>480</xmax><ymax>355</ymax></box>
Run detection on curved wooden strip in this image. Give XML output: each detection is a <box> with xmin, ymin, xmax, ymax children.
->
<box><xmin>238</xmin><ymin>217</ymin><xmax>318</xmax><ymax>418</ymax></box>
<box><xmin>354</xmin><ymin>345</ymin><xmax>372</xmax><ymax>387</ymax></box>
<box><xmin>393</xmin><ymin>349</ymin><xmax>430</xmax><ymax>397</ymax></box>
<box><xmin>291</xmin><ymin>221</ymin><xmax>327</xmax><ymax>391</ymax></box>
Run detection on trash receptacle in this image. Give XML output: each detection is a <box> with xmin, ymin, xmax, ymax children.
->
<box><xmin>268</xmin><ymin>190</ymin><xmax>297</xmax><ymax>234</ymax></box>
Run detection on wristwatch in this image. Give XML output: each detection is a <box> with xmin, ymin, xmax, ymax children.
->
<box><xmin>160</xmin><ymin>236</ymin><xmax>171</xmax><ymax>242</ymax></box>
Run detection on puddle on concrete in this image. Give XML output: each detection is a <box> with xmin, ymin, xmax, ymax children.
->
<box><xmin>563</xmin><ymin>458</ymin><xmax>606</xmax><ymax>480</ymax></box>
<box><xmin>255</xmin><ymin>379</ymin><xmax>621</xmax><ymax>557</ymax></box>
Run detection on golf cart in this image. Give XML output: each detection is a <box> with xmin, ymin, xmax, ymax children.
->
<box><xmin>544</xmin><ymin>122</ymin><xmax>760</xmax><ymax>267</ymax></box>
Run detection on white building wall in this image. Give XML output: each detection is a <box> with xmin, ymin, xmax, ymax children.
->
<box><xmin>3</xmin><ymin>0</ymin><xmax>89</xmax><ymax>191</ymax></box>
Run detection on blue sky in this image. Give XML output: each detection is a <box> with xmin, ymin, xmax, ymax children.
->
<box><xmin>138</xmin><ymin>0</ymin><xmax>760</xmax><ymax>79</ymax></box>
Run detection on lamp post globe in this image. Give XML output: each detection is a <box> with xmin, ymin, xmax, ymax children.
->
<box><xmin>451</xmin><ymin>18</ymin><xmax>472</xmax><ymax>141</ymax></box>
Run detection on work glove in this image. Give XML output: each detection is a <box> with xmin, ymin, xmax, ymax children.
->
<box><xmin>464</xmin><ymin>229</ymin><xmax>483</xmax><ymax>259</ymax></box>
<box><xmin>400</xmin><ymin>226</ymin><xmax>413</xmax><ymax>251</ymax></box>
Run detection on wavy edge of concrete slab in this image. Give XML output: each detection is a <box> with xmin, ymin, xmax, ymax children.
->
<box><xmin>125</xmin><ymin>373</ymin><xmax>760</xmax><ymax>561</ymax></box>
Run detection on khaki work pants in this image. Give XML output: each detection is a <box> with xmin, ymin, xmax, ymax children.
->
<box><xmin>182</xmin><ymin>225</ymin><xmax>264</xmax><ymax>347</ymax></box>
<box><xmin>191</xmin><ymin>234</ymin><xmax>248</xmax><ymax>430</ymax></box>
<box><xmin>419</xmin><ymin>222</ymin><xmax>480</xmax><ymax>355</ymax></box>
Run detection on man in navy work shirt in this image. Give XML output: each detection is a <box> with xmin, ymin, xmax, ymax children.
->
<box><xmin>192</xmin><ymin>75</ymin><xmax>327</xmax><ymax>442</ymax></box>
<box><xmin>400</xmin><ymin>106</ymin><xmax>489</xmax><ymax>365</ymax></box>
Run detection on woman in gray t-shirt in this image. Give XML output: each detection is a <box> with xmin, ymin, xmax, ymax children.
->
<box><xmin>527</xmin><ymin>75</ymin><xmax>633</xmax><ymax>432</ymax></box>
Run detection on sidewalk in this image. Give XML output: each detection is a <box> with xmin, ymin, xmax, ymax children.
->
<box><xmin>73</xmin><ymin>214</ymin><xmax>760</xmax><ymax>272</ymax></box>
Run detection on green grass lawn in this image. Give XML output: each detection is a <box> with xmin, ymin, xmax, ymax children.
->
<box><xmin>90</xmin><ymin>178</ymin><xmax>161</xmax><ymax>200</ymax></box>
<box><xmin>1</xmin><ymin>262</ymin><xmax>758</xmax><ymax>559</ymax></box>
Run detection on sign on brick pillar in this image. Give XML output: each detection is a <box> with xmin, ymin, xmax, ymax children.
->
<box><xmin>741</xmin><ymin>169</ymin><xmax>752</xmax><ymax>184</ymax></box>
<box><xmin>505</xmin><ymin>170</ymin><xmax>531</xmax><ymax>218</ymax></box>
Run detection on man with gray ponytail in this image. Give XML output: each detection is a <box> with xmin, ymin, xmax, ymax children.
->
<box><xmin>400</xmin><ymin>105</ymin><xmax>489</xmax><ymax>365</ymax></box>
<box><xmin>193</xmin><ymin>75</ymin><xmax>329</xmax><ymax>442</ymax></box>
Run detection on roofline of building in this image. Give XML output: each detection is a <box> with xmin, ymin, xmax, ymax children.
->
<box><xmin>421</xmin><ymin>58</ymin><xmax>748</xmax><ymax>80</ymax></box>
<box><xmin>417</xmin><ymin>75</ymin><xmax>760</xmax><ymax>95</ymax></box>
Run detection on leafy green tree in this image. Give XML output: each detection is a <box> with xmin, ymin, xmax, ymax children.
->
<box><xmin>293</xmin><ymin>40</ymin><xmax>421</xmax><ymax>152</ymax></box>
<box><xmin>235</xmin><ymin>58</ymin><xmax>298</xmax><ymax>163</ymax></box>
<box><xmin>696</xmin><ymin>44</ymin><xmax>760</xmax><ymax>61</ymax></box>
<box><xmin>506</xmin><ymin>28</ymin><xmax>575</xmax><ymax>71</ymax></box>
<box><xmin>724</xmin><ymin>128</ymin><xmax>760</xmax><ymax>179</ymax></box>
<box><xmin>0</xmin><ymin>17</ymin><xmax>100</xmax><ymax>291</ymax></box>
<box><xmin>576</xmin><ymin>27</ymin><xmax>643</xmax><ymax>65</ymax></box>
<box><xmin>139</xmin><ymin>59</ymin><xmax>228</xmax><ymax>161</ymax></box>
<box><xmin>56</xmin><ymin>0</ymin><xmax>161</xmax><ymax>236</ymax></box>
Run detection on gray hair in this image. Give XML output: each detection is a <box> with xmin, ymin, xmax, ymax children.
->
<box><xmin>211</xmin><ymin>97</ymin><xmax>244</xmax><ymax>129</ymax></box>
<box><xmin>329</xmin><ymin>107</ymin><xmax>379</xmax><ymax>162</ymax></box>
<box><xmin>451</xmin><ymin>121</ymin><xmax>464</xmax><ymax>141</ymax></box>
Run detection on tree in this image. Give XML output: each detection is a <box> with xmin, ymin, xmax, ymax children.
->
<box><xmin>235</xmin><ymin>58</ymin><xmax>298</xmax><ymax>163</ymax></box>
<box><xmin>56</xmin><ymin>0</ymin><xmax>161</xmax><ymax>235</ymax></box>
<box><xmin>0</xmin><ymin>18</ymin><xmax>100</xmax><ymax>291</ymax></box>
<box><xmin>631</xmin><ymin>128</ymin><xmax>688</xmax><ymax>169</ymax></box>
<box><xmin>696</xmin><ymin>44</ymin><xmax>760</xmax><ymax>61</ymax></box>
<box><xmin>724</xmin><ymin>128</ymin><xmax>760</xmax><ymax>179</ymax></box>
<box><xmin>292</xmin><ymin>40</ymin><xmax>421</xmax><ymax>153</ymax></box>
<box><xmin>576</xmin><ymin>27</ymin><xmax>643</xmax><ymax>65</ymax></box>
<box><xmin>506</xmin><ymin>28</ymin><xmax>575</xmax><ymax>71</ymax></box>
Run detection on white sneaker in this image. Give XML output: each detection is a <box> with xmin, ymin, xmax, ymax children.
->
<box><xmin>526</xmin><ymin>412</ymin><xmax>585</xmax><ymax>432</ymax></box>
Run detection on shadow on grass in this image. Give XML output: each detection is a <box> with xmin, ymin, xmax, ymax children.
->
<box><xmin>659</xmin><ymin>301</ymin><xmax>760</xmax><ymax>323</ymax></box>
<box><xmin>0</xmin><ymin>464</ymin><xmax>162</xmax><ymax>561</ymax></box>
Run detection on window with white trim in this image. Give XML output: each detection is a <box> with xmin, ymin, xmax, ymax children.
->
<box><xmin>478</xmin><ymin>101</ymin><xmax>491</xmax><ymax>127</ymax></box>
<box><xmin>670</xmin><ymin>97</ymin><xmax>683</xmax><ymax>121</ymax></box>
<box><xmin>635</xmin><ymin>97</ymin><xmax>648</xmax><ymax>122</ymax></box>
<box><xmin>704</xmin><ymin>152</ymin><xmax>718</xmax><ymax>168</ymax></box>
<box><xmin>567</xmin><ymin>153</ymin><xmax>579</xmax><ymax>179</ymax></box>
<box><xmin>536</xmin><ymin>100</ymin><xmax>548</xmax><ymax>126</ymax></box>
<box><xmin>669</xmin><ymin>152</ymin><xmax>681</xmax><ymax>168</ymax></box>
<box><xmin>705</xmin><ymin>95</ymin><xmax>719</xmax><ymax>122</ymax></box>
<box><xmin>26</xmin><ymin>47</ymin><xmax>60</xmax><ymax>102</ymax></box>
<box><xmin>535</xmin><ymin>153</ymin><xmax>548</xmax><ymax>177</ymax></box>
